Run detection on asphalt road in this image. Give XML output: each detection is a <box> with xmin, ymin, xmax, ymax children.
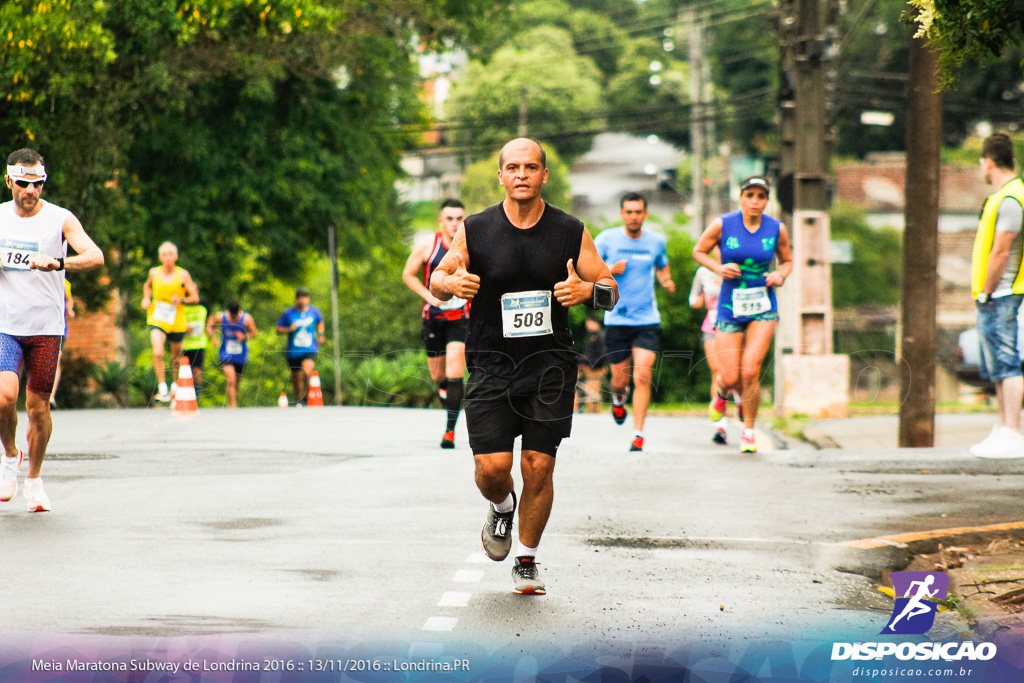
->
<box><xmin>4</xmin><ymin>406</ymin><xmax>1023</xmax><ymax>674</ymax></box>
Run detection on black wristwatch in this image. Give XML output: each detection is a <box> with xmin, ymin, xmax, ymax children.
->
<box><xmin>977</xmin><ymin>293</ymin><xmax>990</xmax><ymax>304</ymax></box>
<box><xmin>55</xmin><ymin>257</ymin><xmax>65</xmax><ymax>271</ymax></box>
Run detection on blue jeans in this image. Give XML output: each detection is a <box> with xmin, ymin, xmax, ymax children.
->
<box><xmin>977</xmin><ymin>294</ymin><xmax>1024</xmax><ymax>382</ymax></box>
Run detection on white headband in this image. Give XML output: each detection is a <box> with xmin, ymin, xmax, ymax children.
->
<box><xmin>6</xmin><ymin>164</ymin><xmax>47</xmax><ymax>180</ymax></box>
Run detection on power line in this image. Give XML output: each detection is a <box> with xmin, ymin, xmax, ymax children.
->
<box><xmin>399</xmin><ymin>86</ymin><xmax>776</xmax><ymax>135</ymax></box>
<box><xmin>570</xmin><ymin>3</ymin><xmax>773</xmax><ymax>55</ymax></box>
<box><xmin>571</xmin><ymin>7</ymin><xmax>775</xmax><ymax>59</ymax></box>
<box><xmin>401</xmin><ymin>95</ymin><xmax>777</xmax><ymax>156</ymax></box>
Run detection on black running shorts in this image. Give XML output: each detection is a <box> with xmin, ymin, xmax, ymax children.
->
<box><xmin>287</xmin><ymin>353</ymin><xmax>316</xmax><ymax>371</ymax></box>
<box><xmin>183</xmin><ymin>348</ymin><xmax>205</xmax><ymax>371</ymax></box>
<box><xmin>422</xmin><ymin>317</ymin><xmax>469</xmax><ymax>358</ymax></box>
<box><xmin>604</xmin><ymin>324</ymin><xmax>662</xmax><ymax>365</ymax></box>
<box><xmin>149</xmin><ymin>326</ymin><xmax>185</xmax><ymax>344</ymax></box>
<box><xmin>464</xmin><ymin>366</ymin><xmax>576</xmax><ymax>457</ymax></box>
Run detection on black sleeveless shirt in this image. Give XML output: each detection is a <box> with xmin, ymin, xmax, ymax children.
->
<box><xmin>465</xmin><ymin>202</ymin><xmax>584</xmax><ymax>379</ymax></box>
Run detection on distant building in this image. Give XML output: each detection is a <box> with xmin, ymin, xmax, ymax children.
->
<box><xmin>833</xmin><ymin>153</ymin><xmax>993</xmax><ymax>400</ymax></box>
<box><xmin>397</xmin><ymin>49</ymin><xmax>468</xmax><ymax>204</ymax></box>
<box><xmin>834</xmin><ymin>152</ymin><xmax>989</xmax><ymax>233</ymax></box>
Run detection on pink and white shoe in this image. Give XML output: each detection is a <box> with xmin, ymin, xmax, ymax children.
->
<box><xmin>0</xmin><ymin>450</ymin><xmax>23</xmax><ymax>502</ymax></box>
<box><xmin>24</xmin><ymin>477</ymin><xmax>51</xmax><ymax>512</ymax></box>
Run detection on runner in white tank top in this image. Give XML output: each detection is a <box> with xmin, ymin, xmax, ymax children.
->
<box><xmin>0</xmin><ymin>149</ymin><xmax>104</xmax><ymax>512</ymax></box>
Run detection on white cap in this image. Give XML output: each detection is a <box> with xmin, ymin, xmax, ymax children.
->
<box><xmin>6</xmin><ymin>164</ymin><xmax>46</xmax><ymax>180</ymax></box>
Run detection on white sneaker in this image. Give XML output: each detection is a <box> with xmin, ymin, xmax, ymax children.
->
<box><xmin>975</xmin><ymin>427</ymin><xmax>1024</xmax><ymax>460</ymax></box>
<box><xmin>969</xmin><ymin>425</ymin><xmax>1001</xmax><ymax>456</ymax></box>
<box><xmin>24</xmin><ymin>477</ymin><xmax>51</xmax><ymax>512</ymax></box>
<box><xmin>0</xmin><ymin>450</ymin><xmax>21</xmax><ymax>501</ymax></box>
<box><xmin>154</xmin><ymin>389</ymin><xmax>171</xmax><ymax>403</ymax></box>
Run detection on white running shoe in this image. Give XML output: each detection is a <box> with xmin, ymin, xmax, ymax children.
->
<box><xmin>24</xmin><ymin>477</ymin><xmax>51</xmax><ymax>512</ymax></box>
<box><xmin>974</xmin><ymin>427</ymin><xmax>1024</xmax><ymax>460</ymax></box>
<box><xmin>154</xmin><ymin>389</ymin><xmax>171</xmax><ymax>403</ymax></box>
<box><xmin>969</xmin><ymin>425</ymin><xmax>1001</xmax><ymax>456</ymax></box>
<box><xmin>0</xmin><ymin>450</ymin><xmax>21</xmax><ymax>502</ymax></box>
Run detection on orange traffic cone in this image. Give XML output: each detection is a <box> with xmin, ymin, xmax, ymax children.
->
<box><xmin>172</xmin><ymin>357</ymin><xmax>199</xmax><ymax>415</ymax></box>
<box><xmin>278</xmin><ymin>391</ymin><xmax>289</xmax><ymax>408</ymax></box>
<box><xmin>306</xmin><ymin>371</ymin><xmax>324</xmax><ymax>407</ymax></box>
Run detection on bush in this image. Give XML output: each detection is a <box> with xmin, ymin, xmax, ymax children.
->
<box><xmin>652</xmin><ymin>230</ymin><xmax>711</xmax><ymax>403</ymax></box>
<box><xmin>92</xmin><ymin>361</ymin><xmax>131</xmax><ymax>407</ymax></box>
<box><xmin>343</xmin><ymin>350</ymin><xmax>438</xmax><ymax>408</ymax></box>
<box><xmin>53</xmin><ymin>349</ymin><xmax>96</xmax><ymax>409</ymax></box>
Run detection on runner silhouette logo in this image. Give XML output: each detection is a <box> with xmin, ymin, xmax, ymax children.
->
<box><xmin>882</xmin><ymin>571</ymin><xmax>949</xmax><ymax>635</ymax></box>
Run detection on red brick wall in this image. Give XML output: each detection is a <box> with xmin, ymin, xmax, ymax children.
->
<box><xmin>835</xmin><ymin>158</ymin><xmax>989</xmax><ymax>212</ymax></box>
<box><xmin>65</xmin><ymin>290</ymin><xmax>124</xmax><ymax>367</ymax></box>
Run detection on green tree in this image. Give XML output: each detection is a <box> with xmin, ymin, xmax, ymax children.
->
<box><xmin>447</xmin><ymin>25</ymin><xmax>604</xmax><ymax>161</ymax></box>
<box><xmin>829</xmin><ymin>0</ymin><xmax>1024</xmax><ymax>155</ymax></box>
<box><xmin>0</xmin><ymin>0</ymin><xmax>505</xmax><ymax>324</ymax></box>
<box><xmin>705</xmin><ymin>6</ymin><xmax>778</xmax><ymax>155</ymax></box>
<box><xmin>605</xmin><ymin>38</ymin><xmax>692</xmax><ymax>148</ymax></box>
<box><xmin>829</xmin><ymin>203</ymin><xmax>903</xmax><ymax>308</ymax></box>
<box><xmin>906</xmin><ymin>0</ymin><xmax>1024</xmax><ymax>84</ymax></box>
<box><xmin>459</xmin><ymin>144</ymin><xmax>572</xmax><ymax>213</ymax></box>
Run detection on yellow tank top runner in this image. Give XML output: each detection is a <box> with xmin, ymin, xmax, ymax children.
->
<box><xmin>972</xmin><ymin>178</ymin><xmax>1024</xmax><ymax>297</ymax></box>
<box><xmin>147</xmin><ymin>267</ymin><xmax>188</xmax><ymax>332</ymax></box>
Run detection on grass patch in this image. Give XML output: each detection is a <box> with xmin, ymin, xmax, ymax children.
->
<box><xmin>771</xmin><ymin>413</ymin><xmax>810</xmax><ymax>442</ymax></box>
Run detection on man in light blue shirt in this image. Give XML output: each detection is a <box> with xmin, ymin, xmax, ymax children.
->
<box><xmin>276</xmin><ymin>288</ymin><xmax>325</xmax><ymax>406</ymax></box>
<box><xmin>594</xmin><ymin>192</ymin><xmax>675</xmax><ymax>452</ymax></box>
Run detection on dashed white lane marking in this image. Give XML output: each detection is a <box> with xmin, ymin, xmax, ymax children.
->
<box><xmin>438</xmin><ymin>591</ymin><xmax>472</xmax><ymax>607</ymax></box>
<box><xmin>424</xmin><ymin>552</ymin><xmax>492</xmax><ymax>631</ymax></box>
<box><xmin>422</xmin><ymin>616</ymin><xmax>459</xmax><ymax>632</ymax></box>
<box><xmin>453</xmin><ymin>569</ymin><xmax>484</xmax><ymax>583</ymax></box>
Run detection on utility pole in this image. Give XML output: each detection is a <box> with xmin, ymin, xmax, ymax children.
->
<box><xmin>898</xmin><ymin>25</ymin><xmax>941</xmax><ymax>447</ymax></box>
<box><xmin>687</xmin><ymin>8</ymin><xmax>705</xmax><ymax>233</ymax></box>
<box><xmin>518</xmin><ymin>87</ymin><xmax>528</xmax><ymax>138</ymax></box>
<box><xmin>774</xmin><ymin>0</ymin><xmax>847</xmax><ymax>418</ymax></box>
<box><xmin>328</xmin><ymin>224</ymin><xmax>342</xmax><ymax>404</ymax></box>
<box><xmin>703</xmin><ymin>56</ymin><xmax>721</xmax><ymax>218</ymax></box>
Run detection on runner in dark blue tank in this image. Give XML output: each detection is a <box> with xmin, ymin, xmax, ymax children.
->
<box><xmin>209</xmin><ymin>300</ymin><xmax>257</xmax><ymax>408</ymax></box>
<box><xmin>430</xmin><ymin>138</ymin><xmax>617</xmax><ymax>595</ymax></box>
<box><xmin>693</xmin><ymin>176</ymin><xmax>792</xmax><ymax>453</ymax></box>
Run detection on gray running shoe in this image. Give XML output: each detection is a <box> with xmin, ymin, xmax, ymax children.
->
<box><xmin>481</xmin><ymin>491</ymin><xmax>516</xmax><ymax>561</ymax></box>
<box><xmin>512</xmin><ymin>556</ymin><xmax>546</xmax><ymax>595</ymax></box>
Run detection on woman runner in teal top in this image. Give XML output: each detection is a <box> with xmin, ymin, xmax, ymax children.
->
<box><xmin>692</xmin><ymin>176</ymin><xmax>792</xmax><ymax>453</ymax></box>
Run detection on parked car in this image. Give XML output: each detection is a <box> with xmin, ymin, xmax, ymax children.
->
<box><xmin>955</xmin><ymin>321</ymin><xmax>1024</xmax><ymax>389</ymax></box>
<box><xmin>955</xmin><ymin>328</ymin><xmax>987</xmax><ymax>388</ymax></box>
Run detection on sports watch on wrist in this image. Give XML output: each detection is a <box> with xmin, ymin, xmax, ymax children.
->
<box><xmin>977</xmin><ymin>293</ymin><xmax>990</xmax><ymax>304</ymax></box>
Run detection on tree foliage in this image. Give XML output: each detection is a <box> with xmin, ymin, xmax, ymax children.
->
<box><xmin>447</xmin><ymin>25</ymin><xmax>604</xmax><ymax>161</ymax></box>
<box><xmin>907</xmin><ymin>0</ymin><xmax>1024</xmax><ymax>85</ymax></box>
<box><xmin>829</xmin><ymin>203</ymin><xmax>903</xmax><ymax>308</ymax></box>
<box><xmin>828</xmin><ymin>0</ymin><xmax>1024</xmax><ymax>156</ymax></box>
<box><xmin>0</xmin><ymin>0</ymin><xmax>505</xmax><ymax>315</ymax></box>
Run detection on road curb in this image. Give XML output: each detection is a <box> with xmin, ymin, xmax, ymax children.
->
<box><xmin>824</xmin><ymin>526</ymin><xmax>1024</xmax><ymax>579</ymax></box>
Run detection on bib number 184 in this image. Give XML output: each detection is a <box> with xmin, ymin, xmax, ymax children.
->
<box><xmin>0</xmin><ymin>239</ymin><xmax>40</xmax><ymax>271</ymax></box>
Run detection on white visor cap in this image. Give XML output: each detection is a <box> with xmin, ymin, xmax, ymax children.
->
<box><xmin>6</xmin><ymin>164</ymin><xmax>47</xmax><ymax>181</ymax></box>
